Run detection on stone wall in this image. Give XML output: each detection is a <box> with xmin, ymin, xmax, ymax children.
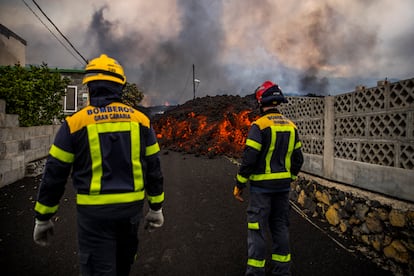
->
<box><xmin>291</xmin><ymin>173</ymin><xmax>414</xmax><ymax>275</ymax></box>
<box><xmin>0</xmin><ymin>99</ymin><xmax>59</xmax><ymax>188</ymax></box>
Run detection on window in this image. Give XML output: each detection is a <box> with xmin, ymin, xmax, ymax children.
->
<box><xmin>64</xmin><ymin>85</ymin><xmax>77</xmax><ymax>112</ymax></box>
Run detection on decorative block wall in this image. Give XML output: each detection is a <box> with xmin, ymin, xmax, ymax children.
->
<box><xmin>333</xmin><ymin>79</ymin><xmax>414</xmax><ymax>169</ymax></box>
<box><xmin>280</xmin><ymin>78</ymin><xmax>414</xmax><ymax>202</ymax></box>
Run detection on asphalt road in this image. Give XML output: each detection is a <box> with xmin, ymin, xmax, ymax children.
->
<box><xmin>0</xmin><ymin>151</ymin><xmax>393</xmax><ymax>275</ymax></box>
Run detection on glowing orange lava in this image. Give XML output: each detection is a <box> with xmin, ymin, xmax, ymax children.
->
<box><xmin>153</xmin><ymin>109</ymin><xmax>257</xmax><ymax>157</ymax></box>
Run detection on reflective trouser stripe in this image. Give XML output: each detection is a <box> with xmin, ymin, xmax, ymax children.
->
<box><xmin>272</xmin><ymin>253</ymin><xmax>291</xmax><ymax>262</ymax></box>
<box><xmin>247</xmin><ymin>258</ymin><xmax>265</xmax><ymax>268</ymax></box>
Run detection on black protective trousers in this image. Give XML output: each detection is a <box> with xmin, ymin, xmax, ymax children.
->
<box><xmin>245</xmin><ymin>191</ymin><xmax>291</xmax><ymax>276</ymax></box>
<box><xmin>76</xmin><ymin>203</ymin><xmax>143</xmax><ymax>276</ymax></box>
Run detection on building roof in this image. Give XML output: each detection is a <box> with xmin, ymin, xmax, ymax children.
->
<box><xmin>51</xmin><ymin>68</ymin><xmax>85</xmax><ymax>74</ymax></box>
<box><xmin>0</xmin><ymin>24</ymin><xmax>26</xmax><ymax>46</ymax></box>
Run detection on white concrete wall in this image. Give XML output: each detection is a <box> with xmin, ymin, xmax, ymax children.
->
<box><xmin>0</xmin><ymin>100</ymin><xmax>59</xmax><ymax>188</ymax></box>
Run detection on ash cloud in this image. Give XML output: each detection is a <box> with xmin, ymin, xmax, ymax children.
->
<box><xmin>80</xmin><ymin>0</ymin><xmax>410</xmax><ymax>104</ymax></box>
<box><xmin>2</xmin><ymin>0</ymin><xmax>413</xmax><ymax>105</ymax></box>
<box><xmin>299</xmin><ymin>67</ymin><xmax>329</xmax><ymax>96</ymax></box>
<box><xmin>296</xmin><ymin>3</ymin><xmax>378</xmax><ymax>95</ymax></box>
<box><xmin>86</xmin><ymin>1</ymin><xmax>231</xmax><ymax>105</ymax></box>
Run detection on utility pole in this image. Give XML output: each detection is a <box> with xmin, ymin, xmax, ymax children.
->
<box><xmin>193</xmin><ymin>64</ymin><xmax>196</xmax><ymax>100</ymax></box>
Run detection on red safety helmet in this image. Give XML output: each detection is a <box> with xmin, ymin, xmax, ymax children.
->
<box><xmin>255</xmin><ymin>81</ymin><xmax>288</xmax><ymax>106</ymax></box>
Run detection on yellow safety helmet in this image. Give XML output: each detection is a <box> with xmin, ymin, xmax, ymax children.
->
<box><xmin>82</xmin><ymin>54</ymin><xmax>126</xmax><ymax>85</ymax></box>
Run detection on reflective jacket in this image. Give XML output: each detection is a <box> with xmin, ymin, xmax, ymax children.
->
<box><xmin>35</xmin><ymin>101</ymin><xmax>164</xmax><ymax>220</ymax></box>
<box><xmin>236</xmin><ymin>109</ymin><xmax>303</xmax><ymax>192</ymax></box>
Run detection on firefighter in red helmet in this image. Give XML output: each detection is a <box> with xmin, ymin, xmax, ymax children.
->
<box><xmin>33</xmin><ymin>54</ymin><xmax>164</xmax><ymax>275</ymax></box>
<box><xmin>234</xmin><ymin>81</ymin><xmax>303</xmax><ymax>276</ymax></box>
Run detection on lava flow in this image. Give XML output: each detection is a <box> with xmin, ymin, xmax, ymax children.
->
<box><xmin>152</xmin><ymin>95</ymin><xmax>259</xmax><ymax>158</ymax></box>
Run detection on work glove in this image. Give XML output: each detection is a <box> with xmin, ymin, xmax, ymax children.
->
<box><xmin>233</xmin><ymin>186</ymin><xmax>244</xmax><ymax>202</ymax></box>
<box><xmin>33</xmin><ymin>218</ymin><xmax>54</xmax><ymax>247</ymax></box>
<box><xmin>144</xmin><ymin>208</ymin><xmax>164</xmax><ymax>231</ymax></box>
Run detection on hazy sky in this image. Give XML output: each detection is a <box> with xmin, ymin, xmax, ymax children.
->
<box><xmin>1</xmin><ymin>0</ymin><xmax>413</xmax><ymax>106</ymax></box>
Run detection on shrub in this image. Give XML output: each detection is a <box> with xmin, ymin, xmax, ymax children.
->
<box><xmin>0</xmin><ymin>63</ymin><xmax>70</xmax><ymax>126</ymax></box>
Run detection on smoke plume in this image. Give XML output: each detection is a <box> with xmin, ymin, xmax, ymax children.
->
<box><xmin>52</xmin><ymin>0</ymin><xmax>414</xmax><ymax>104</ymax></box>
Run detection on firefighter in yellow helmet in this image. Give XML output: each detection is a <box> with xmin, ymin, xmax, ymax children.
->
<box><xmin>33</xmin><ymin>54</ymin><xmax>164</xmax><ymax>275</ymax></box>
<box><xmin>234</xmin><ymin>81</ymin><xmax>303</xmax><ymax>276</ymax></box>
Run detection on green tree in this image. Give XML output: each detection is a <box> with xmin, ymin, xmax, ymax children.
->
<box><xmin>122</xmin><ymin>82</ymin><xmax>144</xmax><ymax>108</ymax></box>
<box><xmin>0</xmin><ymin>63</ymin><xmax>70</xmax><ymax>126</ymax></box>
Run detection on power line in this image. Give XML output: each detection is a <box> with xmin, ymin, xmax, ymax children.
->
<box><xmin>31</xmin><ymin>0</ymin><xmax>88</xmax><ymax>65</ymax></box>
<box><xmin>22</xmin><ymin>0</ymin><xmax>85</xmax><ymax>65</ymax></box>
<box><xmin>178</xmin><ymin>65</ymin><xmax>192</xmax><ymax>103</ymax></box>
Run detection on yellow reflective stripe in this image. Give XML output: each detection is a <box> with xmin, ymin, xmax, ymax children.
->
<box><xmin>291</xmin><ymin>175</ymin><xmax>297</xmax><ymax>180</ymax></box>
<box><xmin>130</xmin><ymin>122</ymin><xmax>144</xmax><ymax>191</ymax></box>
<box><xmin>269</xmin><ymin>125</ymin><xmax>295</xmax><ymax>174</ymax></box>
<box><xmin>148</xmin><ymin>192</ymin><xmax>164</xmax><ymax>204</ymax></box>
<box><xmin>237</xmin><ymin>174</ymin><xmax>248</xmax><ymax>184</ymax></box>
<box><xmin>146</xmin><ymin>143</ymin><xmax>160</xmax><ymax>156</ymax></box>
<box><xmin>96</xmin><ymin>121</ymin><xmax>132</xmax><ymax>132</ymax></box>
<box><xmin>247</xmin><ymin>258</ymin><xmax>265</xmax><ymax>268</ymax></box>
<box><xmin>49</xmin><ymin>144</ymin><xmax>74</xmax><ymax>163</ymax></box>
<box><xmin>265</xmin><ymin>128</ymin><xmax>276</xmax><ymax>173</ymax></box>
<box><xmin>250</xmin><ymin>171</ymin><xmax>291</xmax><ymax>181</ymax></box>
<box><xmin>246</xmin><ymin>138</ymin><xmax>261</xmax><ymax>151</ymax></box>
<box><xmin>294</xmin><ymin>141</ymin><xmax>302</xmax><ymax>150</ymax></box>
<box><xmin>77</xmin><ymin>191</ymin><xmax>145</xmax><ymax>205</ymax></box>
<box><xmin>87</xmin><ymin>124</ymin><xmax>102</xmax><ymax>195</ymax></box>
<box><xmin>88</xmin><ymin>122</ymin><xmax>144</xmax><ymax>193</ymax></box>
<box><xmin>272</xmin><ymin>253</ymin><xmax>291</xmax><ymax>262</ymax></box>
<box><xmin>285</xmin><ymin>127</ymin><xmax>295</xmax><ymax>172</ymax></box>
<box><xmin>34</xmin><ymin>201</ymin><xmax>59</xmax><ymax>215</ymax></box>
<box><xmin>248</xmin><ymin>222</ymin><xmax>259</xmax><ymax>230</ymax></box>
<box><xmin>86</xmin><ymin>121</ymin><xmax>146</xmax><ymax>197</ymax></box>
